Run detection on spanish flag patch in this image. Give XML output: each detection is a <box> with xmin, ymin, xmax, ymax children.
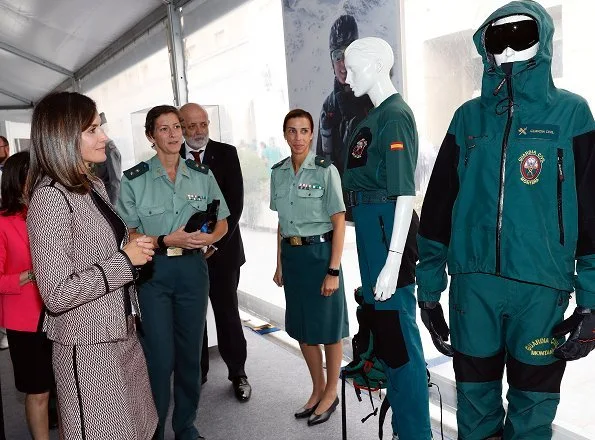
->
<box><xmin>390</xmin><ymin>141</ymin><xmax>404</xmax><ymax>151</ymax></box>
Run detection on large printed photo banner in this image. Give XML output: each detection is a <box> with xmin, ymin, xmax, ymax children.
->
<box><xmin>281</xmin><ymin>0</ymin><xmax>401</xmax><ymax>219</ymax></box>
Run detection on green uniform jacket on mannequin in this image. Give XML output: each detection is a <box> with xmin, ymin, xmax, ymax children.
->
<box><xmin>417</xmin><ymin>0</ymin><xmax>595</xmax><ymax>308</ymax></box>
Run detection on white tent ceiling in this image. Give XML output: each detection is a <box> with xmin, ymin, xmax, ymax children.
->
<box><xmin>0</xmin><ymin>0</ymin><xmax>179</xmax><ymax>108</ymax></box>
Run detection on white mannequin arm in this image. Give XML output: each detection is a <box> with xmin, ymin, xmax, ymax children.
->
<box><xmin>374</xmin><ymin>195</ymin><xmax>414</xmax><ymax>301</ymax></box>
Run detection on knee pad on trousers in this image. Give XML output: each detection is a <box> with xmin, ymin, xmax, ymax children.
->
<box><xmin>453</xmin><ymin>350</ymin><xmax>505</xmax><ymax>382</ymax></box>
<box><xmin>507</xmin><ymin>356</ymin><xmax>566</xmax><ymax>393</ymax></box>
<box><xmin>371</xmin><ymin>310</ymin><xmax>409</xmax><ymax>369</ymax></box>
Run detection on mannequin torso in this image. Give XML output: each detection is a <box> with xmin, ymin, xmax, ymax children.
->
<box><xmin>343</xmin><ymin>37</ymin><xmax>416</xmax><ymax>301</ymax></box>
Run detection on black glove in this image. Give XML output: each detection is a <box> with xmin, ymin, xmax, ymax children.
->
<box><xmin>552</xmin><ymin>307</ymin><xmax>595</xmax><ymax>361</ymax></box>
<box><xmin>419</xmin><ymin>301</ymin><xmax>454</xmax><ymax>357</ymax></box>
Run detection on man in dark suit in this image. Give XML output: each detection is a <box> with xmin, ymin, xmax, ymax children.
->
<box><xmin>179</xmin><ymin>103</ymin><xmax>251</xmax><ymax>402</ymax></box>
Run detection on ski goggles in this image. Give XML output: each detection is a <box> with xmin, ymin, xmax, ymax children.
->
<box><xmin>484</xmin><ymin>19</ymin><xmax>539</xmax><ymax>55</ymax></box>
<box><xmin>330</xmin><ymin>47</ymin><xmax>346</xmax><ymax>62</ymax></box>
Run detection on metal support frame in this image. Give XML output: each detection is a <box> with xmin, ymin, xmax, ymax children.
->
<box><xmin>0</xmin><ymin>87</ymin><xmax>33</xmax><ymax>106</ymax></box>
<box><xmin>165</xmin><ymin>1</ymin><xmax>189</xmax><ymax>106</ymax></box>
<box><xmin>0</xmin><ymin>105</ymin><xmax>33</xmax><ymax>110</ymax></box>
<box><xmin>52</xmin><ymin>0</ymin><xmax>193</xmax><ymax>96</ymax></box>
<box><xmin>0</xmin><ymin>41</ymin><xmax>74</xmax><ymax>77</ymax></box>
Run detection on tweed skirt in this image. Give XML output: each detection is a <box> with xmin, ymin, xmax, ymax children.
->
<box><xmin>52</xmin><ymin>318</ymin><xmax>158</xmax><ymax>440</ymax></box>
<box><xmin>281</xmin><ymin>240</ymin><xmax>349</xmax><ymax>344</ymax></box>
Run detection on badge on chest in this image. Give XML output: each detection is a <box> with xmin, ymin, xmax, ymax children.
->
<box><xmin>347</xmin><ymin>127</ymin><xmax>373</xmax><ymax>169</ymax></box>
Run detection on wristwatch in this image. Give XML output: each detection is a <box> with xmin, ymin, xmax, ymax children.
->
<box><xmin>327</xmin><ymin>268</ymin><xmax>340</xmax><ymax>277</ymax></box>
<box><xmin>27</xmin><ymin>271</ymin><xmax>35</xmax><ymax>282</ymax></box>
<box><xmin>157</xmin><ymin>235</ymin><xmax>167</xmax><ymax>250</ymax></box>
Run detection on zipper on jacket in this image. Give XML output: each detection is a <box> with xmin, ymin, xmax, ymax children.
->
<box><xmin>557</xmin><ymin>149</ymin><xmax>565</xmax><ymax>245</ymax></box>
<box><xmin>495</xmin><ymin>75</ymin><xmax>514</xmax><ymax>275</ymax></box>
<box><xmin>378</xmin><ymin>216</ymin><xmax>390</xmax><ymax>252</ymax></box>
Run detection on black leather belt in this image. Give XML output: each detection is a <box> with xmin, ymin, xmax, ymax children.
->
<box><xmin>154</xmin><ymin>247</ymin><xmax>202</xmax><ymax>257</ymax></box>
<box><xmin>345</xmin><ymin>189</ymin><xmax>391</xmax><ymax>207</ymax></box>
<box><xmin>283</xmin><ymin>231</ymin><xmax>333</xmax><ymax>246</ymax></box>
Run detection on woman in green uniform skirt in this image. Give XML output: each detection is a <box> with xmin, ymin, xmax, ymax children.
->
<box><xmin>270</xmin><ymin>108</ymin><xmax>349</xmax><ymax>426</ymax></box>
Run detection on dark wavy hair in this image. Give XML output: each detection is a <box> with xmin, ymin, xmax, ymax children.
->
<box><xmin>283</xmin><ymin>109</ymin><xmax>314</xmax><ymax>132</ymax></box>
<box><xmin>27</xmin><ymin>92</ymin><xmax>97</xmax><ymax>198</ymax></box>
<box><xmin>1</xmin><ymin>151</ymin><xmax>30</xmax><ymax>216</ymax></box>
<box><xmin>145</xmin><ymin>105</ymin><xmax>181</xmax><ymax>138</ymax></box>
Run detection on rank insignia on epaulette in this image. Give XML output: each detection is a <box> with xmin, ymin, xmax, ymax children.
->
<box><xmin>186</xmin><ymin>159</ymin><xmax>209</xmax><ymax>174</ymax></box>
<box><xmin>271</xmin><ymin>157</ymin><xmax>289</xmax><ymax>169</ymax></box>
<box><xmin>123</xmin><ymin>162</ymin><xmax>149</xmax><ymax>180</ymax></box>
<box><xmin>314</xmin><ymin>155</ymin><xmax>331</xmax><ymax>168</ymax></box>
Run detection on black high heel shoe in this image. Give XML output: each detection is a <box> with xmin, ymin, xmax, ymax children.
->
<box><xmin>294</xmin><ymin>401</ymin><xmax>320</xmax><ymax>419</ymax></box>
<box><xmin>307</xmin><ymin>397</ymin><xmax>339</xmax><ymax>426</ymax></box>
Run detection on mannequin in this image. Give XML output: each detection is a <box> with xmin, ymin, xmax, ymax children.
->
<box><xmin>345</xmin><ymin>38</ymin><xmax>413</xmax><ymax>301</ymax></box>
<box><xmin>342</xmin><ymin>37</ymin><xmax>431</xmax><ymax>440</ymax></box>
<box><xmin>417</xmin><ymin>2</ymin><xmax>595</xmax><ymax>439</ymax></box>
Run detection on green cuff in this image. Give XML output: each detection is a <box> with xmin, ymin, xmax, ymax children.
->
<box><xmin>416</xmin><ymin>288</ymin><xmax>442</xmax><ymax>303</ymax></box>
<box><xmin>575</xmin><ymin>288</ymin><xmax>595</xmax><ymax>309</ymax></box>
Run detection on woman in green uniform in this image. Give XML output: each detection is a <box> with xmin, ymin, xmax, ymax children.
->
<box><xmin>270</xmin><ymin>109</ymin><xmax>348</xmax><ymax>426</ymax></box>
<box><xmin>116</xmin><ymin>105</ymin><xmax>229</xmax><ymax>440</ymax></box>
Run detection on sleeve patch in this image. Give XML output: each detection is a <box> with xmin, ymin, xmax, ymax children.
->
<box><xmin>390</xmin><ymin>141</ymin><xmax>404</xmax><ymax>151</ymax></box>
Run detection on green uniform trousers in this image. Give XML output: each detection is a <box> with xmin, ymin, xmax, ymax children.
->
<box><xmin>137</xmin><ymin>253</ymin><xmax>208</xmax><ymax>440</ymax></box>
<box><xmin>450</xmin><ymin>273</ymin><xmax>568</xmax><ymax>439</ymax></box>
<box><xmin>352</xmin><ymin>202</ymin><xmax>431</xmax><ymax>440</ymax></box>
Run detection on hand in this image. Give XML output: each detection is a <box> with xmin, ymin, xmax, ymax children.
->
<box><xmin>123</xmin><ymin>235</ymin><xmax>154</xmax><ymax>266</ymax></box>
<box><xmin>553</xmin><ymin>307</ymin><xmax>595</xmax><ymax>361</ymax></box>
<box><xmin>273</xmin><ymin>265</ymin><xmax>283</xmax><ymax>287</ymax></box>
<box><xmin>321</xmin><ymin>274</ymin><xmax>339</xmax><ymax>297</ymax></box>
<box><xmin>19</xmin><ymin>270</ymin><xmax>34</xmax><ymax>286</ymax></box>
<box><xmin>419</xmin><ymin>301</ymin><xmax>454</xmax><ymax>357</ymax></box>
<box><xmin>164</xmin><ymin>226</ymin><xmax>207</xmax><ymax>249</ymax></box>
<box><xmin>374</xmin><ymin>251</ymin><xmax>401</xmax><ymax>301</ymax></box>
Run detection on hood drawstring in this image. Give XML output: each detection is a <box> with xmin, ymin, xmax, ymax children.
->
<box><xmin>493</xmin><ymin>59</ymin><xmax>537</xmax><ymax>115</ymax></box>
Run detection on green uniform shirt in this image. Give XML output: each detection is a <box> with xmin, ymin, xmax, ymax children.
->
<box><xmin>116</xmin><ymin>155</ymin><xmax>230</xmax><ymax>236</ymax></box>
<box><xmin>270</xmin><ymin>151</ymin><xmax>345</xmax><ymax>237</ymax></box>
<box><xmin>343</xmin><ymin>93</ymin><xmax>418</xmax><ymax>198</ymax></box>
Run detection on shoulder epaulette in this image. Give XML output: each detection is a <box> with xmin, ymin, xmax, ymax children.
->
<box><xmin>186</xmin><ymin>159</ymin><xmax>209</xmax><ymax>174</ymax></box>
<box><xmin>271</xmin><ymin>157</ymin><xmax>289</xmax><ymax>170</ymax></box>
<box><xmin>123</xmin><ymin>162</ymin><xmax>149</xmax><ymax>180</ymax></box>
<box><xmin>315</xmin><ymin>155</ymin><xmax>332</xmax><ymax>168</ymax></box>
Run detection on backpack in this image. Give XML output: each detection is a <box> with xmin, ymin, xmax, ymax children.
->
<box><xmin>341</xmin><ymin>287</ymin><xmax>391</xmax><ymax>440</ymax></box>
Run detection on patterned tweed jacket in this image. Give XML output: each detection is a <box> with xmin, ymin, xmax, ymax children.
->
<box><xmin>27</xmin><ymin>175</ymin><xmax>140</xmax><ymax>345</ymax></box>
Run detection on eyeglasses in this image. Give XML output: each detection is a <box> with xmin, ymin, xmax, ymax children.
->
<box><xmin>330</xmin><ymin>48</ymin><xmax>346</xmax><ymax>63</ymax></box>
<box><xmin>484</xmin><ymin>19</ymin><xmax>539</xmax><ymax>55</ymax></box>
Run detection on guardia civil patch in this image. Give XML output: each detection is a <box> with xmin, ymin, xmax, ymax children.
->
<box><xmin>519</xmin><ymin>150</ymin><xmax>545</xmax><ymax>185</ymax></box>
<box><xmin>347</xmin><ymin>127</ymin><xmax>372</xmax><ymax>169</ymax></box>
<box><xmin>515</xmin><ymin>124</ymin><xmax>559</xmax><ymax>141</ymax></box>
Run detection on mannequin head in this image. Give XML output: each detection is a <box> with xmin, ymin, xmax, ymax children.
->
<box><xmin>485</xmin><ymin>14</ymin><xmax>539</xmax><ymax>65</ymax></box>
<box><xmin>344</xmin><ymin>37</ymin><xmax>394</xmax><ymax>99</ymax></box>
<box><xmin>329</xmin><ymin>15</ymin><xmax>359</xmax><ymax>85</ymax></box>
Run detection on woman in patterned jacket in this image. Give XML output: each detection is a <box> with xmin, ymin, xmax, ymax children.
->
<box><xmin>26</xmin><ymin>92</ymin><xmax>158</xmax><ymax>440</ymax></box>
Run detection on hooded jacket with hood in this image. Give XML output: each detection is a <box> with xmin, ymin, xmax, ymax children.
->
<box><xmin>417</xmin><ymin>0</ymin><xmax>595</xmax><ymax>307</ymax></box>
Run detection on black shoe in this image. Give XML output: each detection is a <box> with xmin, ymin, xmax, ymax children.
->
<box><xmin>307</xmin><ymin>397</ymin><xmax>339</xmax><ymax>426</ymax></box>
<box><xmin>232</xmin><ymin>376</ymin><xmax>251</xmax><ymax>402</ymax></box>
<box><xmin>294</xmin><ymin>401</ymin><xmax>319</xmax><ymax>419</ymax></box>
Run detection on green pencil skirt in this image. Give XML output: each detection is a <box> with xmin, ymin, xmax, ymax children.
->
<box><xmin>281</xmin><ymin>240</ymin><xmax>349</xmax><ymax>344</ymax></box>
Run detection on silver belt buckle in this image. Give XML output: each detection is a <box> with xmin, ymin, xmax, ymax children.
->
<box><xmin>166</xmin><ymin>247</ymin><xmax>184</xmax><ymax>257</ymax></box>
<box><xmin>289</xmin><ymin>236</ymin><xmax>302</xmax><ymax>246</ymax></box>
